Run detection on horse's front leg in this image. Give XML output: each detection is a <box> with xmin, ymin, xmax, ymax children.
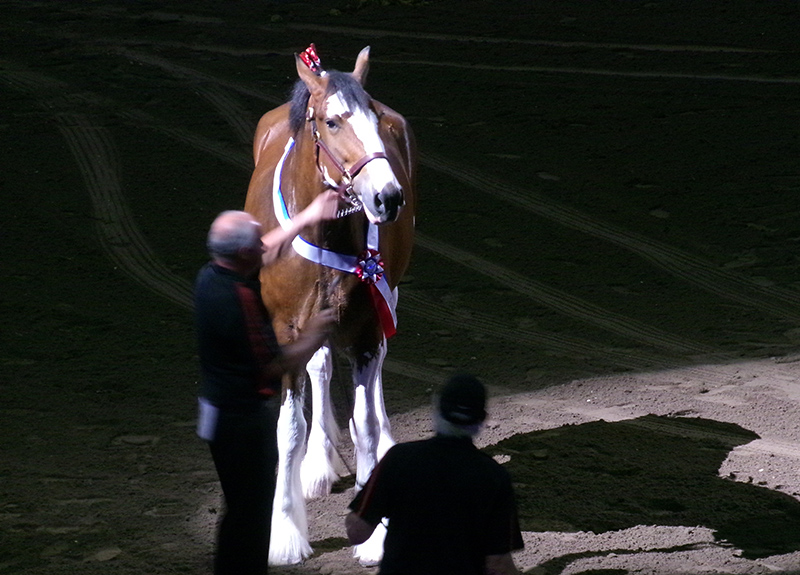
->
<box><xmin>349</xmin><ymin>338</ymin><xmax>394</xmax><ymax>565</ymax></box>
<box><xmin>269</xmin><ymin>381</ymin><xmax>311</xmax><ymax>565</ymax></box>
<box><xmin>301</xmin><ymin>344</ymin><xmax>342</xmax><ymax>499</ymax></box>
<box><xmin>373</xmin><ymin>359</ymin><xmax>395</xmax><ymax>461</ymax></box>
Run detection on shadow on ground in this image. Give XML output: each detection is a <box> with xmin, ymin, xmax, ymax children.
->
<box><xmin>487</xmin><ymin>415</ymin><xmax>800</xmax><ymax>560</ymax></box>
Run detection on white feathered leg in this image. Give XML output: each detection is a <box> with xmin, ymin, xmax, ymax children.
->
<box><xmin>269</xmin><ymin>387</ymin><xmax>312</xmax><ymax>565</ymax></box>
<box><xmin>354</xmin><ymin>521</ymin><xmax>388</xmax><ymax>567</ymax></box>
<box><xmin>349</xmin><ymin>339</ymin><xmax>393</xmax><ymax>565</ymax></box>
<box><xmin>301</xmin><ymin>345</ymin><xmax>341</xmax><ymax>499</ymax></box>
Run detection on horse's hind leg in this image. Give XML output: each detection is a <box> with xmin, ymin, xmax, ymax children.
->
<box><xmin>301</xmin><ymin>344</ymin><xmax>341</xmax><ymax>499</ymax></box>
<box><xmin>269</xmin><ymin>382</ymin><xmax>311</xmax><ymax>565</ymax></box>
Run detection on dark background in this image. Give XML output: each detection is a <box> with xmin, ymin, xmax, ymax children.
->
<box><xmin>2</xmin><ymin>1</ymin><xmax>800</xmax><ymax>573</ymax></box>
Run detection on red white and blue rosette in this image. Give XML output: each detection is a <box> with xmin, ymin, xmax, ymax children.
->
<box><xmin>356</xmin><ymin>249</ymin><xmax>385</xmax><ymax>284</ymax></box>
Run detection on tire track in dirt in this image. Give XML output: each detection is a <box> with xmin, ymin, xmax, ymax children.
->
<box><xmin>400</xmin><ymin>289</ymin><xmax>736</xmax><ymax>380</ymax></box>
<box><xmin>124</xmin><ymin>97</ymin><xmax>718</xmax><ymax>357</ymax></box>
<box><xmin>114</xmin><ymin>47</ymin><xmax>800</xmax><ymax>325</ymax></box>
<box><xmin>111</xmin><ymin>48</ymin><xmax>262</xmax><ymax>144</ymax></box>
<box><xmin>20</xmin><ymin>15</ymin><xmax>800</xmax><ymax>326</ymax></box>
<box><xmin>282</xmin><ymin>24</ymin><xmax>799</xmax><ymax>86</ymax></box>
<box><xmin>99</xmin><ymin>50</ymin><xmax>763</xmax><ymax>361</ymax></box>
<box><xmin>0</xmin><ymin>55</ymin><xmax>760</xmax><ymax>378</ymax></box>
<box><xmin>0</xmin><ymin>64</ymin><xmax>193</xmax><ymax>310</ymax></box>
<box><xmin>119</xmin><ymin>108</ymin><xmax>252</xmax><ymax>172</ymax></box>
<box><xmin>112</xmin><ymin>48</ymin><xmax>285</xmax><ymax>106</ymax></box>
<box><xmin>378</xmin><ymin>59</ymin><xmax>800</xmax><ymax>86</ymax></box>
<box><xmin>413</xmin><ymin>235</ymin><xmax>715</xmax><ymax>355</ymax></box>
<box><xmin>421</xmin><ymin>151</ymin><xmax>800</xmax><ymax>323</ymax></box>
<box><xmin>55</xmin><ymin>114</ymin><xmax>194</xmax><ymax>310</ymax></box>
<box><xmin>193</xmin><ymin>83</ymin><xmax>255</xmax><ymax>145</ymax></box>
<box><xmin>282</xmin><ymin>23</ymin><xmax>779</xmax><ymax>55</ymax></box>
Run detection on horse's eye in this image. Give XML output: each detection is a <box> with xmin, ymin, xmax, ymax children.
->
<box><xmin>325</xmin><ymin>119</ymin><xmax>338</xmax><ymax>130</ymax></box>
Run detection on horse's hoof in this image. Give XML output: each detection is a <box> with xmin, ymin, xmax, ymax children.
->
<box><xmin>269</xmin><ymin>513</ymin><xmax>312</xmax><ymax>565</ymax></box>
<box><xmin>353</xmin><ymin>522</ymin><xmax>386</xmax><ymax>566</ymax></box>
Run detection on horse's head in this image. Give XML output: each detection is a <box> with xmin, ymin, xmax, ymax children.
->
<box><xmin>292</xmin><ymin>46</ymin><xmax>405</xmax><ymax>225</ymax></box>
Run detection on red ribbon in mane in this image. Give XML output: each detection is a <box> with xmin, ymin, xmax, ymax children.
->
<box><xmin>300</xmin><ymin>43</ymin><xmax>322</xmax><ymax>74</ymax></box>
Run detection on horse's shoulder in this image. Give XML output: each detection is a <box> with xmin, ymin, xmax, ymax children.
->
<box><xmin>253</xmin><ymin>103</ymin><xmax>292</xmax><ymax>166</ymax></box>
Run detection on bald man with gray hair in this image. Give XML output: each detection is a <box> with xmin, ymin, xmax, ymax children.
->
<box><xmin>195</xmin><ymin>191</ymin><xmax>339</xmax><ymax>575</ymax></box>
<box><xmin>207</xmin><ymin>210</ymin><xmax>262</xmax><ymax>264</ymax></box>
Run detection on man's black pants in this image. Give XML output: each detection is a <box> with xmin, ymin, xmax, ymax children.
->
<box><xmin>209</xmin><ymin>403</ymin><xmax>278</xmax><ymax>575</ymax></box>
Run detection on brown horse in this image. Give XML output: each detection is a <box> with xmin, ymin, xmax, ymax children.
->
<box><xmin>243</xmin><ymin>46</ymin><xmax>416</xmax><ymax>565</ymax></box>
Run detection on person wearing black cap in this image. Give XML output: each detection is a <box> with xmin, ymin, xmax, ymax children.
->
<box><xmin>346</xmin><ymin>374</ymin><xmax>524</xmax><ymax>575</ymax></box>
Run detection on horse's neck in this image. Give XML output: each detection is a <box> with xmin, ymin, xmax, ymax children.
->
<box><xmin>320</xmin><ymin>216</ymin><xmax>368</xmax><ymax>255</ymax></box>
<box><xmin>282</xmin><ymin>134</ymin><xmax>322</xmax><ymax>217</ymax></box>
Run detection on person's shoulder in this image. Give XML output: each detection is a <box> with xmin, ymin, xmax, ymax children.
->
<box><xmin>472</xmin><ymin>447</ymin><xmax>513</xmax><ymax>477</ymax></box>
<box><xmin>381</xmin><ymin>438</ymin><xmax>437</xmax><ymax>462</ymax></box>
<box><xmin>195</xmin><ymin>261</ymin><xmax>213</xmax><ymax>278</ymax></box>
<box><xmin>194</xmin><ymin>262</ymin><xmax>216</xmax><ymax>292</ymax></box>
<box><xmin>194</xmin><ymin>263</ymin><xmax>243</xmax><ymax>306</ymax></box>
<box><xmin>388</xmin><ymin>438</ymin><xmax>430</xmax><ymax>453</ymax></box>
<box><xmin>197</xmin><ymin>262</ymin><xmax>245</xmax><ymax>285</ymax></box>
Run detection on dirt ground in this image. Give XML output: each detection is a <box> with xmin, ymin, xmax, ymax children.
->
<box><xmin>3</xmin><ymin>1</ymin><xmax>800</xmax><ymax>574</ymax></box>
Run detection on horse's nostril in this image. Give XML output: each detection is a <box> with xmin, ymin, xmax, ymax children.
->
<box><xmin>371</xmin><ymin>186</ymin><xmax>404</xmax><ymax>219</ymax></box>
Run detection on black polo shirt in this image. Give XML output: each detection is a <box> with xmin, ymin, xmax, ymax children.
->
<box><xmin>349</xmin><ymin>435</ymin><xmax>524</xmax><ymax>575</ymax></box>
<box><xmin>194</xmin><ymin>262</ymin><xmax>282</xmax><ymax>411</ymax></box>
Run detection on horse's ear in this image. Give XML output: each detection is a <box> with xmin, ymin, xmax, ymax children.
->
<box><xmin>295</xmin><ymin>54</ymin><xmax>325</xmax><ymax>99</ymax></box>
<box><xmin>351</xmin><ymin>46</ymin><xmax>370</xmax><ymax>86</ymax></box>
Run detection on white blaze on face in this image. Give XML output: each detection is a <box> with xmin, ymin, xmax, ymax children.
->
<box><xmin>325</xmin><ymin>93</ymin><xmax>399</xmax><ymax>223</ymax></box>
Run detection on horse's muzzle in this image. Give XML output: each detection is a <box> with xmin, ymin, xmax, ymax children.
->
<box><xmin>370</xmin><ymin>184</ymin><xmax>405</xmax><ymax>223</ymax></box>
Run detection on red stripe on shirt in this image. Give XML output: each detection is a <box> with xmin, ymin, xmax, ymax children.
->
<box><xmin>235</xmin><ymin>283</ymin><xmax>281</xmax><ymax>397</ymax></box>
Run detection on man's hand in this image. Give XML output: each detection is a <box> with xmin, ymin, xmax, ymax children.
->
<box><xmin>277</xmin><ymin>308</ymin><xmax>337</xmax><ymax>373</ymax></box>
<box><xmin>302</xmin><ymin>190</ymin><xmax>340</xmax><ymax>226</ymax></box>
<box><xmin>304</xmin><ymin>308</ymin><xmax>337</xmax><ymax>341</ymax></box>
<box><xmin>259</xmin><ymin>191</ymin><xmax>341</xmax><ymax>266</ymax></box>
<box><xmin>345</xmin><ymin>512</ymin><xmax>377</xmax><ymax>545</ymax></box>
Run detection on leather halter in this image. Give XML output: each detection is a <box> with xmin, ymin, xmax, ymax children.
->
<box><xmin>307</xmin><ymin>106</ymin><xmax>388</xmax><ymax>214</ymax></box>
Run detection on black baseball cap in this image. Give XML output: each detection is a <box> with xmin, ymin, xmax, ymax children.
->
<box><xmin>438</xmin><ymin>374</ymin><xmax>487</xmax><ymax>425</ymax></box>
